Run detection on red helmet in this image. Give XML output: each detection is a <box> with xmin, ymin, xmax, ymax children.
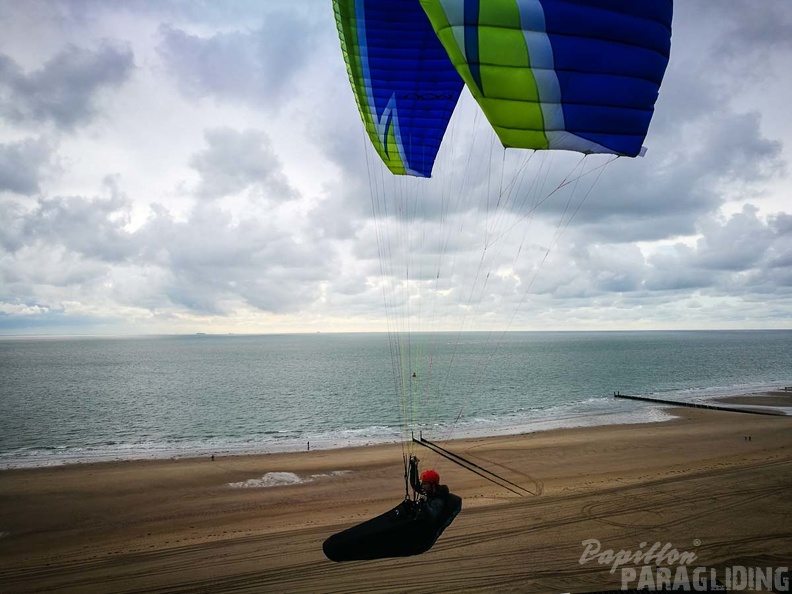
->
<box><xmin>420</xmin><ymin>469</ymin><xmax>440</xmax><ymax>484</ymax></box>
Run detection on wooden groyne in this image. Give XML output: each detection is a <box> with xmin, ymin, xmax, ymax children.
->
<box><xmin>613</xmin><ymin>392</ymin><xmax>784</xmax><ymax>416</ymax></box>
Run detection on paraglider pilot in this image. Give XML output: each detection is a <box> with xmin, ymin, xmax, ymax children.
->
<box><xmin>322</xmin><ymin>458</ymin><xmax>461</xmax><ymax>561</ymax></box>
<box><xmin>418</xmin><ymin>469</ymin><xmax>449</xmax><ymax>523</ymax></box>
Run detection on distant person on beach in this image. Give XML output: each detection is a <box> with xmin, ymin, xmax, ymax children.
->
<box><xmin>418</xmin><ymin>469</ymin><xmax>449</xmax><ymax>523</ymax></box>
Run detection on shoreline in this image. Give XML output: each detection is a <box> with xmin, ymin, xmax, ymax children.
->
<box><xmin>2</xmin><ymin>390</ymin><xmax>786</xmax><ymax>479</ymax></box>
<box><xmin>2</xmin><ymin>388</ymin><xmax>788</xmax><ymax>471</ymax></box>
<box><xmin>1</xmin><ymin>399</ymin><xmax>791</xmax><ymax>593</ymax></box>
<box><xmin>0</xmin><ymin>390</ymin><xmax>792</xmax><ymax>477</ymax></box>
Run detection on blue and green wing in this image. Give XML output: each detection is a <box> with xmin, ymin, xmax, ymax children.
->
<box><xmin>333</xmin><ymin>0</ymin><xmax>465</xmax><ymax>177</ymax></box>
<box><xmin>420</xmin><ymin>0</ymin><xmax>673</xmax><ymax>157</ymax></box>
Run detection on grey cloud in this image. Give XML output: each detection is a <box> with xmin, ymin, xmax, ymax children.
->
<box><xmin>580</xmin><ymin>244</ymin><xmax>646</xmax><ymax>294</ymax></box>
<box><xmin>711</xmin><ymin>2</ymin><xmax>792</xmax><ymax>60</ymax></box>
<box><xmin>157</xmin><ymin>11</ymin><xmax>319</xmax><ymax>109</ymax></box>
<box><xmin>647</xmin><ymin>208</ymin><xmax>790</xmax><ymax>293</ymax></box>
<box><xmin>189</xmin><ymin>128</ymin><xmax>294</xmax><ymax>200</ymax></box>
<box><xmin>767</xmin><ymin>213</ymin><xmax>792</xmax><ymax>271</ymax></box>
<box><xmin>670</xmin><ymin>3</ymin><xmax>792</xmax><ymax>95</ymax></box>
<box><xmin>0</xmin><ymin>191</ymin><xmax>133</xmax><ymax>262</ymax></box>
<box><xmin>771</xmin><ymin>212</ymin><xmax>792</xmax><ymax>235</ymax></box>
<box><xmin>511</xmin><ymin>207</ymin><xmax>791</xmax><ymax>306</ymax></box>
<box><xmin>693</xmin><ymin>206</ymin><xmax>772</xmax><ymax>272</ymax></box>
<box><xmin>0</xmin><ymin>201</ymin><xmax>28</xmax><ymax>252</ymax></box>
<box><xmin>135</xmin><ymin>203</ymin><xmax>330</xmax><ymax>315</ymax></box>
<box><xmin>558</xmin><ymin>106</ymin><xmax>783</xmax><ymax>244</ymax></box>
<box><xmin>0</xmin><ymin>43</ymin><xmax>133</xmax><ymax>130</ymax></box>
<box><xmin>694</xmin><ymin>112</ymin><xmax>783</xmax><ymax>183</ymax></box>
<box><xmin>0</xmin><ymin>137</ymin><xmax>55</xmax><ymax>195</ymax></box>
<box><xmin>643</xmin><ymin>246</ymin><xmax>717</xmax><ymax>292</ymax></box>
<box><xmin>307</xmin><ymin>189</ymin><xmax>364</xmax><ymax>241</ymax></box>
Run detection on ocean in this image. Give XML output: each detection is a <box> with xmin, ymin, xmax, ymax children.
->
<box><xmin>0</xmin><ymin>330</ymin><xmax>789</xmax><ymax>469</ymax></box>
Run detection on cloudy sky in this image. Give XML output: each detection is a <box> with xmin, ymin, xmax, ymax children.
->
<box><xmin>0</xmin><ymin>1</ymin><xmax>790</xmax><ymax>336</ymax></box>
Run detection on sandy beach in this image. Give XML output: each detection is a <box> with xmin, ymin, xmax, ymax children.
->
<box><xmin>1</xmin><ymin>396</ymin><xmax>790</xmax><ymax>593</ymax></box>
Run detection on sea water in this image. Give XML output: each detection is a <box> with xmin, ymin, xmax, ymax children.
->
<box><xmin>0</xmin><ymin>330</ymin><xmax>789</xmax><ymax>468</ymax></box>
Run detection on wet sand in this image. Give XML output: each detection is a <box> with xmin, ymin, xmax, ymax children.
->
<box><xmin>1</xmin><ymin>403</ymin><xmax>790</xmax><ymax>593</ymax></box>
<box><xmin>715</xmin><ymin>389</ymin><xmax>792</xmax><ymax>409</ymax></box>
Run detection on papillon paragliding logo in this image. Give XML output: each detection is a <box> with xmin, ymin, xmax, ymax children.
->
<box><xmin>577</xmin><ymin>539</ymin><xmax>790</xmax><ymax>591</ymax></box>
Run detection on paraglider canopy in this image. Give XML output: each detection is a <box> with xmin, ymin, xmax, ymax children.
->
<box><xmin>335</xmin><ymin>0</ymin><xmax>673</xmax><ymax>177</ymax></box>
